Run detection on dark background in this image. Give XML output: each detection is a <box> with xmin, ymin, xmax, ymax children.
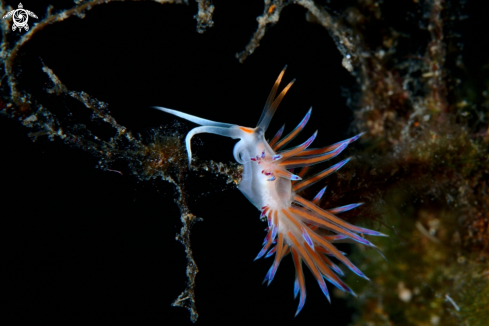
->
<box><xmin>1</xmin><ymin>0</ymin><xmax>486</xmax><ymax>325</ymax></box>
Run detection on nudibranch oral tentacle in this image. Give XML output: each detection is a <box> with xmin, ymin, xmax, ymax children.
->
<box><xmin>154</xmin><ymin>67</ymin><xmax>386</xmax><ymax>316</ymax></box>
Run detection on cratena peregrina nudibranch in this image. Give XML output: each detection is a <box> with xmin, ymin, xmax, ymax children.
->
<box><xmin>153</xmin><ymin>67</ymin><xmax>386</xmax><ymax>316</ymax></box>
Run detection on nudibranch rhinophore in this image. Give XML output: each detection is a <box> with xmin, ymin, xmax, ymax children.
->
<box><xmin>154</xmin><ymin>67</ymin><xmax>386</xmax><ymax>316</ymax></box>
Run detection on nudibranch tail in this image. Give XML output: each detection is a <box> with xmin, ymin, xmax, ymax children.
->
<box><xmin>154</xmin><ymin>66</ymin><xmax>385</xmax><ymax>317</ymax></box>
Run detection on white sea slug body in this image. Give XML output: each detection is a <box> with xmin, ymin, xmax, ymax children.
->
<box><xmin>154</xmin><ymin>67</ymin><xmax>386</xmax><ymax>316</ymax></box>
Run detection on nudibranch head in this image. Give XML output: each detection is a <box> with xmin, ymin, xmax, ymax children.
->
<box><xmin>154</xmin><ymin>66</ymin><xmax>386</xmax><ymax>316</ymax></box>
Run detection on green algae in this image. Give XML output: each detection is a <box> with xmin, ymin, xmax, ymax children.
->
<box><xmin>347</xmin><ymin>192</ymin><xmax>488</xmax><ymax>326</ymax></box>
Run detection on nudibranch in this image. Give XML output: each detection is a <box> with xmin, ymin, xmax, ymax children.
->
<box><xmin>154</xmin><ymin>67</ymin><xmax>386</xmax><ymax>316</ymax></box>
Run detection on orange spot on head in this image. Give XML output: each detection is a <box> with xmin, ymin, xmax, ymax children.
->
<box><xmin>414</xmin><ymin>121</ymin><xmax>420</xmax><ymax>127</ymax></box>
<box><xmin>268</xmin><ymin>5</ymin><xmax>276</xmax><ymax>14</ymax></box>
<box><xmin>239</xmin><ymin>127</ymin><xmax>254</xmax><ymax>134</ymax></box>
